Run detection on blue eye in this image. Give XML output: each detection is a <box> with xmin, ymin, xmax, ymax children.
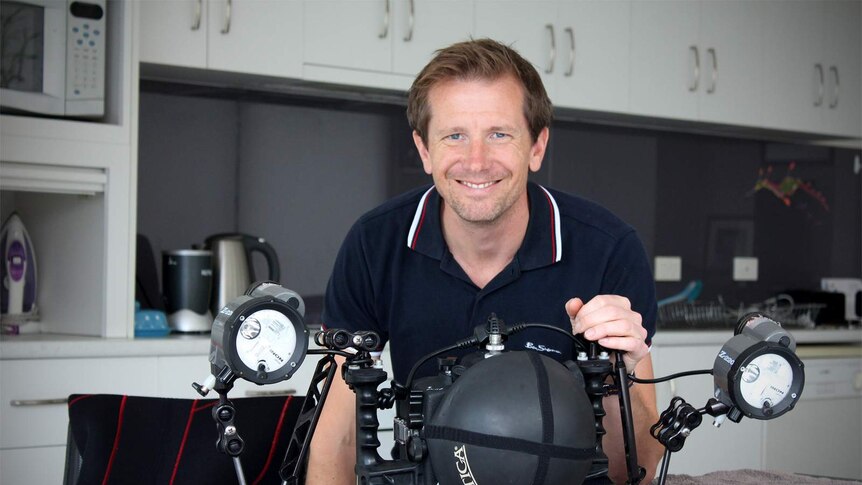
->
<box><xmin>447</xmin><ymin>133</ymin><xmax>463</xmax><ymax>140</ymax></box>
<box><xmin>490</xmin><ymin>132</ymin><xmax>509</xmax><ymax>140</ymax></box>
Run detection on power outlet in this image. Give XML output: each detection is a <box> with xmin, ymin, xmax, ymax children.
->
<box><xmin>733</xmin><ymin>257</ymin><xmax>758</xmax><ymax>281</ymax></box>
<box><xmin>654</xmin><ymin>256</ymin><xmax>682</xmax><ymax>282</ymax></box>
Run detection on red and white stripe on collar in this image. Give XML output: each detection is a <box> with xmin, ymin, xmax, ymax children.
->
<box><xmin>538</xmin><ymin>185</ymin><xmax>562</xmax><ymax>263</ymax></box>
<box><xmin>406</xmin><ymin>184</ymin><xmax>562</xmax><ymax>263</ymax></box>
<box><xmin>407</xmin><ymin>186</ymin><xmax>436</xmax><ymax>250</ymax></box>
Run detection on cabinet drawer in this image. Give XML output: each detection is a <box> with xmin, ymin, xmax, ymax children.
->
<box><xmin>0</xmin><ymin>357</ymin><xmax>157</xmax><ymax>448</ymax></box>
<box><xmin>156</xmin><ymin>353</ymin><xmax>325</xmax><ymax>399</ymax></box>
<box><xmin>0</xmin><ymin>446</ymin><xmax>66</xmax><ymax>485</ymax></box>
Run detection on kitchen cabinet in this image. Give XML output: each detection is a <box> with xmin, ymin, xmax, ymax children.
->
<box><xmin>822</xmin><ymin>1</ymin><xmax>862</xmax><ymax>138</ymax></box>
<box><xmin>629</xmin><ymin>1</ymin><xmax>700</xmax><ymax>122</ymax></box>
<box><xmin>303</xmin><ymin>0</ymin><xmax>472</xmax><ymax>90</ymax></box>
<box><xmin>650</xmin><ymin>342</ymin><xmax>764</xmax><ymax>475</ymax></box>
<box><xmin>630</xmin><ymin>1</ymin><xmax>764</xmax><ymax>128</ymax></box>
<box><xmin>554</xmin><ymin>1</ymin><xmax>630</xmax><ymax>113</ymax></box>
<box><xmin>139</xmin><ymin>0</ymin><xmax>303</xmax><ymax>78</ymax></box>
<box><xmin>696</xmin><ymin>1</ymin><xmax>763</xmax><ymax>127</ymax></box>
<box><xmin>473</xmin><ymin>1</ymin><xmax>558</xmax><ymax>98</ymax></box>
<box><xmin>0</xmin><ymin>338</ymin><xmax>395</xmax><ymax>484</ymax></box>
<box><xmin>473</xmin><ymin>0</ymin><xmax>631</xmax><ymax>113</ymax></box>
<box><xmin>761</xmin><ymin>0</ymin><xmax>861</xmax><ymax>137</ymax></box>
<box><xmin>0</xmin><ymin>0</ymin><xmax>137</xmax><ymax>339</ymax></box>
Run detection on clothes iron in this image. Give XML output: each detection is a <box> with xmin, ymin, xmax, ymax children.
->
<box><xmin>1</xmin><ymin>212</ymin><xmax>39</xmax><ymax>329</ymax></box>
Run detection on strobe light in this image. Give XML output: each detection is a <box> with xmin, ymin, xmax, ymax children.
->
<box><xmin>194</xmin><ymin>282</ymin><xmax>309</xmax><ymax>395</ymax></box>
<box><xmin>713</xmin><ymin>313</ymin><xmax>805</xmax><ymax>422</ymax></box>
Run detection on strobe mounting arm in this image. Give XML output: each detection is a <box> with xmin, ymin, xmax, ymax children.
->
<box><xmin>650</xmin><ymin>396</ymin><xmax>732</xmax><ymax>485</ymax></box>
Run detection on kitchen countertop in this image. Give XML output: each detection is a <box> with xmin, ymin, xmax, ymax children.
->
<box><xmin>2</xmin><ymin>326</ymin><xmax>859</xmax><ymax>360</ymax></box>
<box><xmin>0</xmin><ymin>333</ymin><xmax>213</xmax><ymax>359</ymax></box>
<box><xmin>652</xmin><ymin>326</ymin><xmax>862</xmax><ymax>346</ymax></box>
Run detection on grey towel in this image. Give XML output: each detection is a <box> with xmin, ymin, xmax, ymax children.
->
<box><xmin>656</xmin><ymin>469</ymin><xmax>861</xmax><ymax>485</ymax></box>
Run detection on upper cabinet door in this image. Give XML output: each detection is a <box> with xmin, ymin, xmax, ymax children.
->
<box><xmin>473</xmin><ymin>1</ymin><xmax>559</xmax><ymax>99</ymax></box>
<box><xmin>823</xmin><ymin>0</ymin><xmax>861</xmax><ymax>138</ymax></box>
<box><xmin>391</xmin><ymin>0</ymin><xmax>474</xmax><ymax>77</ymax></box>
<box><xmin>304</xmin><ymin>0</ymin><xmax>393</xmax><ymax>72</ymax></box>
<box><xmin>139</xmin><ymin>0</ymin><xmax>208</xmax><ymax>68</ymax></box>
<box><xmin>554</xmin><ymin>1</ymin><xmax>630</xmax><ymax>113</ymax></box>
<box><xmin>697</xmin><ymin>1</ymin><xmax>763</xmax><ymax>128</ymax></box>
<box><xmin>207</xmin><ymin>0</ymin><xmax>303</xmax><ymax>78</ymax></box>
<box><xmin>760</xmin><ymin>1</ymin><xmax>825</xmax><ymax>134</ymax></box>
<box><xmin>629</xmin><ymin>1</ymin><xmax>700</xmax><ymax>121</ymax></box>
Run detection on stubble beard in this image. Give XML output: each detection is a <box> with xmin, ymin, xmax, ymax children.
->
<box><xmin>443</xmin><ymin>183</ymin><xmax>523</xmax><ymax>226</ymax></box>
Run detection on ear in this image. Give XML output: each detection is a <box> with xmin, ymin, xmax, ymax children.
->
<box><xmin>529</xmin><ymin>127</ymin><xmax>550</xmax><ymax>173</ymax></box>
<box><xmin>413</xmin><ymin>130</ymin><xmax>433</xmax><ymax>175</ymax></box>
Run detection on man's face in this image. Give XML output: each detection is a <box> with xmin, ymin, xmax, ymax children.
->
<box><xmin>413</xmin><ymin>75</ymin><xmax>549</xmax><ymax>225</ymax></box>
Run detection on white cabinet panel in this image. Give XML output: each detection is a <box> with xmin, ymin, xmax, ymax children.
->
<box><xmin>207</xmin><ymin>0</ymin><xmax>303</xmax><ymax>77</ymax></box>
<box><xmin>473</xmin><ymin>1</ymin><xmax>558</xmax><ymax>98</ymax></box>
<box><xmin>651</xmin><ymin>344</ymin><xmax>764</xmax><ymax>475</ymax></box>
<box><xmin>304</xmin><ymin>0</ymin><xmax>392</xmax><ymax>72</ymax></box>
<box><xmin>555</xmin><ymin>1</ymin><xmax>630</xmax><ymax>113</ymax></box>
<box><xmin>0</xmin><ymin>357</ymin><xmax>157</xmax><ymax>448</ymax></box>
<box><xmin>761</xmin><ymin>1</ymin><xmax>825</xmax><ymax>133</ymax></box>
<box><xmin>765</xmin><ymin>396</ymin><xmax>862</xmax><ymax>479</ymax></box>
<box><xmin>156</xmin><ymin>353</ymin><xmax>324</xmax><ymax>399</ymax></box>
<box><xmin>0</xmin><ymin>446</ymin><xmax>66</xmax><ymax>485</ymax></box>
<box><xmin>139</xmin><ymin>0</ymin><xmax>208</xmax><ymax>68</ymax></box>
<box><xmin>822</xmin><ymin>0</ymin><xmax>862</xmax><ymax>138</ymax></box>
<box><xmin>391</xmin><ymin>0</ymin><xmax>474</xmax><ymax>77</ymax></box>
<box><xmin>629</xmin><ymin>1</ymin><xmax>700</xmax><ymax>121</ymax></box>
<box><xmin>697</xmin><ymin>1</ymin><xmax>763</xmax><ymax>127</ymax></box>
<box><xmin>140</xmin><ymin>0</ymin><xmax>302</xmax><ymax>78</ymax></box>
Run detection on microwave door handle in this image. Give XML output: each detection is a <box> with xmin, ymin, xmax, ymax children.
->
<box><xmin>221</xmin><ymin>0</ymin><xmax>232</xmax><ymax>34</ymax></box>
<box><xmin>192</xmin><ymin>0</ymin><xmax>202</xmax><ymax>30</ymax></box>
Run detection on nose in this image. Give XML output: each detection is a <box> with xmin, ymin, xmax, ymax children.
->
<box><xmin>464</xmin><ymin>139</ymin><xmax>491</xmax><ymax>171</ymax></box>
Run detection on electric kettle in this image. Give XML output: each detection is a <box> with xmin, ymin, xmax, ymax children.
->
<box><xmin>204</xmin><ymin>233</ymin><xmax>280</xmax><ymax>317</ymax></box>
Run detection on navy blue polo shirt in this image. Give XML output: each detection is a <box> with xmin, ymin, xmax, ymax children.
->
<box><xmin>323</xmin><ymin>182</ymin><xmax>656</xmax><ymax>384</ymax></box>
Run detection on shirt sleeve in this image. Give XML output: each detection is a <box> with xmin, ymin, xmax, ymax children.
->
<box><xmin>600</xmin><ymin>230</ymin><xmax>657</xmax><ymax>345</ymax></box>
<box><xmin>321</xmin><ymin>221</ymin><xmax>388</xmax><ymax>343</ymax></box>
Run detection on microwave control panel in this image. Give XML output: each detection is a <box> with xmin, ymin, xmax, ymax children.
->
<box><xmin>66</xmin><ymin>0</ymin><xmax>106</xmax><ymax>100</ymax></box>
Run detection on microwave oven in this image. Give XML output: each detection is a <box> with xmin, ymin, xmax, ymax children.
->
<box><xmin>0</xmin><ymin>0</ymin><xmax>106</xmax><ymax>118</ymax></box>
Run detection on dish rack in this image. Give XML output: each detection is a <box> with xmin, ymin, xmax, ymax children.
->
<box><xmin>658</xmin><ymin>294</ymin><xmax>825</xmax><ymax>329</ymax></box>
<box><xmin>657</xmin><ymin>302</ymin><xmax>736</xmax><ymax>329</ymax></box>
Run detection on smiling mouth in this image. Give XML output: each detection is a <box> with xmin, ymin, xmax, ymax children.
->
<box><xmin>459</xmin><ymin>180</ymin><xmax>498</xmax><ymax>189</ymax></box>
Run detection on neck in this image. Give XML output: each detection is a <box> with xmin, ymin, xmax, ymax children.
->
<box><xmin>442</xmin><ymin>194</ymin><xmax>530</xmax><ymax>288</ymax></box>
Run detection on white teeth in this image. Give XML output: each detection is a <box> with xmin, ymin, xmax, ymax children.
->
<box><xmin>461</xmin><ymin>181</ymin><xmax>494</xmax><ymax>189</ymax></box>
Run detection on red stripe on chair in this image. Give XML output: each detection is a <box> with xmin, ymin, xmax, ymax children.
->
<box><xmin>68</xmin><ymin>394</ymin><xmax>94</xmax><ymax>407</ymax></box>
<box><xmin>252</xmin><ymin>396</ymin><xmax>294</xmax><ymax>485</ymax></box>
<box><xmin>170</xmin><ymin>400</ymin><xmax>218</xmax><ymax>485</ymax></box>
<box><xmin>101</xmin><ymin>395</ymin><xmax>128</xmax><ymax>485</ymax></box>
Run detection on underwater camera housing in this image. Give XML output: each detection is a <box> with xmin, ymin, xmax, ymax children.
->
<box><xmin>193</xmin><ymin>285</ymin><xmax>804</xmax><ymax>485</ymax></box>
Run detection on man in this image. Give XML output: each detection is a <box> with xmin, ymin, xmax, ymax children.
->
<box><xmin>308</xmin><ymin>39</ymin><xmax>663</xmax><ymax>484</ymax></box>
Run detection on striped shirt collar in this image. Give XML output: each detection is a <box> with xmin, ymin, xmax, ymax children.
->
<box><xmin>406</xmin><ymin>182</ymin><xmax>563</xmax><ymax>270</ymax></box>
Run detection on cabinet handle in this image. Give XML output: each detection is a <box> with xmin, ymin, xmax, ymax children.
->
<box><xmin>220</xmin><ymin>0</ymin><xmax>232</xmax><ymax>34</ymax></box>
<box><xmin>814</xmin><ymin>63</ymin><xmax>824</xmax><ymax>107</ymax></box>
<box><xmin>545</xmin><ymin>24</ymin><xmax>556</xmax><ymax>74</ymax></box>
<box><xmin>11</xmin><ymin>398</ymin><xmax>68</xmax><ymax>406</ymax></box>
<box><xmin>706</xmin><ymin>47</ymin><xmax>717</xmax><ymax>94</ymax></box>
<box><xmin>244</xmin><ymin>389</ymin><xmax>297</xmax><ymax>397</ymax></box>
<box><xmin>688</xmin><ymin>45</ymin><xmax>700</xmax><ymax>92</ymax></box>
<box><xmin>829</xmin><ymin>65</ymin><xmax>839</xmax><ymax>109</ymax></box>
<box><xmin>191</xmin><ymin>0</ymin><xmax>202</xmax><ymax>31</ymax></box>
<box><xmin>404</xmin><ymin>0</ymin><xmax>414</xmax><ymax>42</ymax></box>
<box><xmin>379</xmin><ymin>0</ymin><xmax>391</xmax><ymax>39</ymax></box>
<box><xmin>564</xmin><ymin>27</ymin><xmax>574</xmax><ymax>77</ymax></box>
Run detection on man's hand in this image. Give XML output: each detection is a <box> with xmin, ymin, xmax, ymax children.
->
<box><xmin>566</xmin><ymin>295</ymin><xmax>649</xmax><ymax>372</ymax></box>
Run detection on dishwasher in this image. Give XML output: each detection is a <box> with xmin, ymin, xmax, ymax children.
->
<box><xmin>763</xmin><ymin>344</ymin><xmax>862</xmax><ymax>480</ymax></box>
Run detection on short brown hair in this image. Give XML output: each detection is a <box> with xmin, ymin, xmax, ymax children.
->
<box><xmin>407</xmin><ymin>38</ymin><xmax>553</xmax><ymax>145</ymax></box>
